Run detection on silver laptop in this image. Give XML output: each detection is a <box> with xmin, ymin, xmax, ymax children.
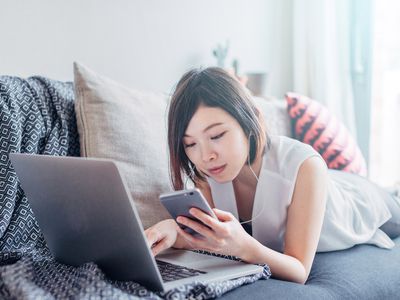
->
<box><xmin>9</xmin><ymin>153</ymin><xmax>263</xmax><ymax>291</ymax></box>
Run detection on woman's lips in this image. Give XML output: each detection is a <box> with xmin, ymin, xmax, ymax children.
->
<box><xmin>208</xmin><ymin>164</ymin><xmax>227</xmax><ymax>175</ymax></box>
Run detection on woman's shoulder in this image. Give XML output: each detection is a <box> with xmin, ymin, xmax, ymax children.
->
<box><xmin>266</xmin><ymin>135</ymin><xmax>319</xmax><ymax>162</ymax></box>
<box><xmin>269</xmin><ymin>135</ymin><xmax>316</xmax><ymax>153</ymax></box>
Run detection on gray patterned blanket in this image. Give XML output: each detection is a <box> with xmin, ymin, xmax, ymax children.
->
<box><xmin>0</xmin><ymin>76</ymin><xmax>270</xmax><ymax>299</ymax></box>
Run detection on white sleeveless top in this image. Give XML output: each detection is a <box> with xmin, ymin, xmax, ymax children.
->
<box><xmin>207</xmin><ymin>135</ymin><xmax>394</xmax><ymax>252</ymax></box>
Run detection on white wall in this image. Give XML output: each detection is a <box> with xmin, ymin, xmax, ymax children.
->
<box><xmin>0</xmin><ymin>0</ymin><xmax>292</xmax><ymax>96</ymax></box>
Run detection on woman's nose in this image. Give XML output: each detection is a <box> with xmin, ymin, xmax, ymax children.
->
<box><xmin>201</xmin><ymin>145</ymin><xmax>217</xmax><ymax>162</ymax></box>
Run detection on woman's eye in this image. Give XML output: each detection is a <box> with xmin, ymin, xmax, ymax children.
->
<box><xmin>211</xmin><ymin>131</ymin><xmax>226</xmax><ymax>140</ymax></box>
<box><xmin>184</xmin><ymin>143</ymin><xmax>196</xmax><ymax>148</ymax></box>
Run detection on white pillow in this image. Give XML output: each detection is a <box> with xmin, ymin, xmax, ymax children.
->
<box><xmin>253</xmin><ymin>96</ymin><xmax>292</xmax><ymax>137</ymax></box>
<box><xmin>73</xmin><ymin>62</ymin><xmax>171</xmax><ymax>228</ymax></box>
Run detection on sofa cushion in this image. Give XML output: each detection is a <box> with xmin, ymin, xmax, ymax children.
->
<box><xmin>220</xmin><ymin>236</ymin><xmax>400</xmax><ymax>299</ymax></box>
<box><xmin>285</xmin><ymin>92</ymin><xmax>367</xmax><ymax>176</ymax></box>
<box><xmin>73</xmin><ymin>62</ymin><xmax>171</xmax><ymax>228</ymax></box>
<box><xmin>0</xmin><ymin>75</ymin><xmax>79</xmax><ymax>258</ymax></box>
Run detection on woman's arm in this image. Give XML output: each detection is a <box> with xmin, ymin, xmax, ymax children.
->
<box><xmin>172</xmin><ymin>157</ymin><xmax>327</xmax><ymax>284</ymax></box>
<box><xmin>241</xmin><ymin>156</ymin><xmax>328</xmax><ymax>283</ymax></box>
<box><xmin>175</xmin><ymin>157</ymin><xmax>327</xmax><ymax>283</ymax></box>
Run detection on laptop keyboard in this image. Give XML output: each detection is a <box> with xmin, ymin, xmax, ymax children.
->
<box><xmin>156</xmin><ymin>260</ymin><xmax>207</xmax><ymax>282</ymax></box>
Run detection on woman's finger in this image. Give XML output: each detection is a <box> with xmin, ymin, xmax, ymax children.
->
<box><xmin>189</xmin><ymin>208</ymin><xmax>225</xmax><ymax>232</ymax></box>
<box><xmin>212</xmin><ymin>208</ymin><xmax>234</xmax><ymax>222</ymax></box>
<box><xmin>176</xmin><ymin>226</ymin><xmax>222</xmax><ymax>254</ymax></box>
<box><xmin>145</xmin><ymin>229</ymin><xmax>160</xmax><ymax>248</ymax></box>
<box><xmin>176</xmin><ymin>216</ymin><xmax>214</xmax><ymax>239</ymax></box>
<box><xmin>176</xmin><ymin>224</ymin><xmax>208</xmax><ymax>248</ymax></box>
<box><xmin>151</xmin><ymin>238</ymin><xmax>170</xmax><ymax>256</ymax></box>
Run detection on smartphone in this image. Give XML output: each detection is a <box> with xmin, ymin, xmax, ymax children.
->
<box><xmin>159</xmin><ymin>188</ymin><xmax>217</xmax><ymax>235</ymax></box>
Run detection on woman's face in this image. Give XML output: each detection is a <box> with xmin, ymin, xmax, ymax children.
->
<box><xmin>183</xmin><ymin>105</ymin><xmax>249</xmax><ymax>183</ymax></box>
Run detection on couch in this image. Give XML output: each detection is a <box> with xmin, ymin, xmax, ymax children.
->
<box><xmin>0</xmin><ymin>71</ymin><xmax>399</xmax><ymax>300</ymax></box>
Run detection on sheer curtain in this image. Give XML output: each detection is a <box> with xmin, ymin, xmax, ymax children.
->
<box><xmin>291</xmin><ymin>0</ymin><xmax>399</xmax><ymax>186</ymax></box>
<box><xmin>292</xmin><ymin>0</ymin><xmax>357</xmax><ymax>137</ymax></box>
<box><xmin>370</xmin><ymin>1</ymin><xmax>400</xmax><ymax>186</ymax></box>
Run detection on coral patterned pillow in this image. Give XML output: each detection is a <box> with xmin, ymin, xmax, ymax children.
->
<box><xmin>285</xmin><ymin>92</ymin><xmax>367</xmax><ymax>176</ymax></box>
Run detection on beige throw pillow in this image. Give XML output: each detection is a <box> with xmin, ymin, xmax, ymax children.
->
<box><xmin>73</xmin><ymin>62</ymin><xmax>171</xmax><ymax>228</ymax></box>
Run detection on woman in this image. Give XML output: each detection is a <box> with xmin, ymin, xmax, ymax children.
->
<box><xmin>145</xmin><ymin>67</ymin><xmax>400</xmax><ymax>284</ymax></box>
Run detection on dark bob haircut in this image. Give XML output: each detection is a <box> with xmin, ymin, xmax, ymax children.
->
<box><xmin>167</xmin><ymin>67</ymin><xmax>268</xmax><ymax>190</ymax></box>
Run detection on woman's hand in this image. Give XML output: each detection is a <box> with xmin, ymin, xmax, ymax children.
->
<box><xmin>144</xmin><ymin>219</ymin><xmax>179</xmax><ymax>256</ymax></box>
<box><xmin>176</xmin><ymin>208</ymin><xmax>254</xmax><ymax>260</ymax></box>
